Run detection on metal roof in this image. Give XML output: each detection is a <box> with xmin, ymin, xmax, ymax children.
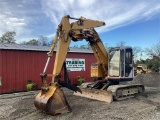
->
<box><xmin>0</xmin><ymin>43</ymin><xmax>93</xmax><ymax>53</ymax></box>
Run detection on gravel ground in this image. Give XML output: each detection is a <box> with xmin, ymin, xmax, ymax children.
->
<box><xmin>132</xmin><ymin>73</ymin><xmax>160</xmax><ymax>87</ymax></box>
<box><xmin>0</xmin><ymin>73</ymin><xmax>160</xmax><ymax>120</ymax></box>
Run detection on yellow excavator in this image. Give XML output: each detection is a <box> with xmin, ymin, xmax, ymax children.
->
<box><xmin>136</xmin><ymin>64</ymin><xmax>152</xmax><ymax>74</ymax></box>
<box><xmin>34</xmin><ymin>15</ymin><xmax>144</xmax><ymax>115</ymax></box>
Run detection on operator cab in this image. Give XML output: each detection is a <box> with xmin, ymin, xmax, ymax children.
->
<box><xmin>108</xmin><ymin>46</ymin><xmax>133</xmax><ymax>82</ymax></box>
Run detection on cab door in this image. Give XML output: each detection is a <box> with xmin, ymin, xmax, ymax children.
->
<box><xmin>124</xmin><ymin>48</ymin><xmax>133</xmax><ymax>78</ymax></box>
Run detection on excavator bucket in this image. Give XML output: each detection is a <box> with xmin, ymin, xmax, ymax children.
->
<box><xmin>34</xmin><ymin>85</ymin><xmax>71</xmax><ymax>115</ymax></box>
<box><xmin>74</xmin><ymin>87</ymin><xmax>113</xmax><ymax>103</ymax></box>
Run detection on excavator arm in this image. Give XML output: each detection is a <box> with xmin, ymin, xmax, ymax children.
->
<box><xmin>34</xmin><ymin>15</ymin><xmax>109</xmax><ymax>115</ymax></box>
<box><xmin>46</xmin><ymin>15</ymin><xmax>107</xmax><ymax>83</ymax></box>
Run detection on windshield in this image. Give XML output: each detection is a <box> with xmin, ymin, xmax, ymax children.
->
<box><xmin>109</xmin><ymin>49</ymin><xmax>120</xmax><ymax>76</ymax></box>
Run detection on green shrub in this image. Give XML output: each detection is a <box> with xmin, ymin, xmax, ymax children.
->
<box><xmin>26</xmin><ymin>79</ymin><xmax>35</xmax><ymax>91</ymax></box>
<box><xmin>77</xmin><ymin>76</ymin><xmax>85</xmax><ymax>85</ymax></box>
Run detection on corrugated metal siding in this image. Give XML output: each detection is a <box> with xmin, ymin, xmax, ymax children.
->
<box><xmin>0</xmin><ymin>49</ymin><xmax>96</xmax><ymax>94</ymax></box>
<box><xmin>0</xmin><ymin>50</ymin><xmax>45</xmax><ymax>93</ymax></box>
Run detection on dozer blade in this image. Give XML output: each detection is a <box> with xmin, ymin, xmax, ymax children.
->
<box><xmin>73</xmin><ymin>87</ymin><xmax>113</xmax><ymax>103</ymax></box>
<box><xmin>34</xmin><ymin>85</ymin><xmax>71</xmax><ymax>115</ymax></box>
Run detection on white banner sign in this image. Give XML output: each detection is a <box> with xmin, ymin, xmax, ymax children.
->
<box><xmin>66</xmin><ymin>58</ymin><xmax>85</xmax><ymax>71</ymax></box>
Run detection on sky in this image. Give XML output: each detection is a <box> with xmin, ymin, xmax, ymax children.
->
<box><xmin>0</xmin><ymin>0</ymin><xmax>160</xmax><ymax>49</ymax></box>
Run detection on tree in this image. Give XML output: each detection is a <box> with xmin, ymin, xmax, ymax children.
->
<box><xmin>133</xmin><ymin>46</ymin><xmax>142</xmax><ymax>62</ymax></box>
<box><xmin>38</xmin><ymin>36</ymin><xmax>48</xmax><ymax>46</ymax></box>
<box><xmin>0</xmin><ymin>31</ymin><xmax>16</xmax><ymax>43</ymax></box>
<box><xmin>79</xmin><ymin>44</ymin><xmax>91</xmax><ymax>49</ymax></box>
<box><xmin>138</xmin><ymin>57</ymin><xmax>160</xmax><ymax>71</ymax></box>
<box><xmin>135</xmin><ymin>41</ymin><xmax>160</xmax><ymax>71</ymax></box>
<box><xmin>20</xmin><ymin>36</ymin><xmax>50</xmax><ymax>46</ymax></box>
<box><xmin>146</xmin><ymin>40</ymin><xmax>160</xmax><ymax>58</ymax></box>
<box><xmin>116</xmin><ymin>41</ymin><xmax>126</xmax><ymax>47</ymax></box>
<box><xmin>71</xmin><ymin>45</ymin><xmax>79</xmax><ymax>48</ymax></box>
<box><xmin>145</xmin><ymin>40</ymin><xmax>160</xmax><ymax>71</ymax></box>
<box><xmin>21</xmin><ymin>39</ymin><xmax>39</xmax><ymax>46</ymax></box>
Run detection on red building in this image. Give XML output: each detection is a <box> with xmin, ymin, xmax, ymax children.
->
<box><xmin>0</xmin><ymin>44</ymin><xmax>96</xmax><ymax>94</ymax></box>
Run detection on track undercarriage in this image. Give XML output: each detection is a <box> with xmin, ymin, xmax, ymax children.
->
<box><xmin>74</xmin><ymin>81</ymin><xmax>145</xmax><ymax>103</ymax></box>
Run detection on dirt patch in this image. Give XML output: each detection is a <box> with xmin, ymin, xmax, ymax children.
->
<box><xmin>0</xmin><ymin>74</ymin><xmax>160</xmax><ymax>120</ymax></box>
<box><xmin>0</xmin><ymin>88</ymin><xmax>160</xmax><ymax>120</ymax></box>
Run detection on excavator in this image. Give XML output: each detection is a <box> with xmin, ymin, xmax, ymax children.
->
<box><xmin>34</xmin><ymin>15</ymin><xmax>144</xmax><ymax>115</ymax></box>
<box><xmin>135</xmin><ymin>64</ymin><xmax>152</xmax><ymax>75</ymax></box>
